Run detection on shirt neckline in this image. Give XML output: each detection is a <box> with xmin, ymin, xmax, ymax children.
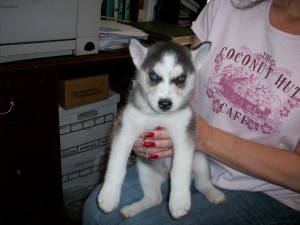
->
<box><xmin>266</xmin><ymin>0</ymin><xmax>300</xmax><ymax>40</ymax></box>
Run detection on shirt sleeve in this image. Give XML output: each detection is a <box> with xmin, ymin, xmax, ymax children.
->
<box><xmin>191</xmin><ymin>0</ymin><xmax>222</xmax><ymax>42</ymax></box>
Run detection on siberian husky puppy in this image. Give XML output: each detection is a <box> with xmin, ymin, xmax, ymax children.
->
<box><xmin>97</xmin><ymin>38</ymin><xmax>225</xmax><ymax>219</ymax></box>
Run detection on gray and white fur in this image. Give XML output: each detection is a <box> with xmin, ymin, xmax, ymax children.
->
<box><xmin>97</xmin><ymin>39</ymin><xmax>225</xmax><ymax>219</ymax></box>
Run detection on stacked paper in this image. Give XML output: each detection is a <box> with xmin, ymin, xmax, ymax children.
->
<box><xmin>99</xmin><ymin>20</ymin><xmax>148</xmax><ymax>51</ymax></box>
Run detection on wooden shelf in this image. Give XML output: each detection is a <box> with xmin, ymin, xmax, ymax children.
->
<box><xmin>0</xmin><ymin>50</ymin><xmax>131</xmax><ymax>73</ymax></box>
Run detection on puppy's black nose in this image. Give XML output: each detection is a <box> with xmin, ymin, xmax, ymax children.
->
<box><xmin>158</xmin><ymin>99</ymin><xmax>172</xmax><ymax>111</ymax></box>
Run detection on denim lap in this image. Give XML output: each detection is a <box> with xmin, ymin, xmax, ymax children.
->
<box><xmin>83</xmin><ymin>166</ymin><xmax>300</xmax><ymax>225</ymax></box>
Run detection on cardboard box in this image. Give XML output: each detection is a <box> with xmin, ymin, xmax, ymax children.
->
<box><xmin>58</xmin><ymin>74</ymin><xmax>109</xmax><ymax>109</ymax></box>
<box><xmin>59</xmin><ymin>90</ymin><xmax>120</xmax><ymax>190</ymax></box>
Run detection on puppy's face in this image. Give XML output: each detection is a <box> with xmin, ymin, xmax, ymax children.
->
<box><xmin>141</xmin><ymin>52</ymin><xmax>195</xmax><ymax>113</ymax></box>
<box><xmin>129</xmin><ymin>39</ymin><xmax>211</xmax><ymax>113</ymax></box>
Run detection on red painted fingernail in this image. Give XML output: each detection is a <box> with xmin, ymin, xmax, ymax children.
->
<box><xmin>145</xmin><ymin>132</ymin><xmax>154</xmax><ymax>138</ymax></box>
<box><xmin>149</xmin><ymin>155</ymin><xmax>159</xmax><ymax>159</ymax></box>
<box><xmin>144</xmin><ymin>142</ymin><xmax>156</xmax><ymax>147</ymax></box>
<box><xmin>155</xmin><ymin>126</ymin><xmax>164</xmax><ymax>130</ymax></box>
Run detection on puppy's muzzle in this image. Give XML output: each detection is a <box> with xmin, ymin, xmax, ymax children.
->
<box><xmin>158</xmin><ymin>98</ymin><xmax>172</xmax><ymax>111</ymax></box>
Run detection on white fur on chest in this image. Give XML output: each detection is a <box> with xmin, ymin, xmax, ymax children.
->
<box><xmin>122</xmin><ymin>103</ymin><xmax>193</xmax><ymax>136</ymax></box>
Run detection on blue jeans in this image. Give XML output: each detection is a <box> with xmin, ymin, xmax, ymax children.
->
<box><xmin>83</xmin><ymin>166</ymin><xmax>300</xmax><ymax>225</ymax></box>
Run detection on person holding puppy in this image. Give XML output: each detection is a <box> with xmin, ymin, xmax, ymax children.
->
<box><xmin>83</xmin><ymin>0</ymin><xmax>300</xmax><ymax>224</ymax></box>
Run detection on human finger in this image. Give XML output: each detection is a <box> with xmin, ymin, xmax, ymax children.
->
<box><xmin>132</xmin><ymin>139</ymin><xmax>173</xmax><ymax>159</ymax></box>
<box><xmin>147</xmin><ymin>147</ymin><xmax>173</xmax><ymax>159</ymax></box>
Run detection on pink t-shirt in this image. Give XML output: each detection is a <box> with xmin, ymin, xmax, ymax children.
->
<box><xmin>191</xmin><ymin>0</ymin><xmax>300</xmax><ymax>211</ymax></box>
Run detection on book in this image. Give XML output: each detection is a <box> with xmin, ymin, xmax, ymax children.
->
<box><xmin>124</xmin><ymin>0</ymin><xmax>131</xmax><ymax>21</ymax></box>
<box><xmin>129</xmin><ymin>0</ymin><xmax>139</xmax><ymax>22</ymax></box>
<box><xmin>118</xmin><ymin>0</ymin><xmax>125</xmax><ymax>20</ymax></box>
<box><xmin>114</xmin><ymin>0</ymin><xmax>119</xmax><ymax>19</ymax></box>
<box><xmin>142</xmin><ymin>0</ymin><xmax>156</xmax><ymax>21</ymax></box>
<box><xmin>130</xmin><ymin>20</ymin><xmax>195</xmax><ymax>45</ymax></box>
<box><xmin>101</xmin><ymin>0</ymin><xmax>107</xmax><ymax>16</ymax></box>
<box><xmin>106</xmin><ymin>0</ymin><xmax>115</xmax><ymax>18</ymax></box>
<box><xmin>138</xmin><ymin>0</ymin><xmax>144</xmax><ymax>21</ymax></box>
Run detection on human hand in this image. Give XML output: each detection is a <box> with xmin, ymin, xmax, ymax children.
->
<box><xmin>132</xmin><ymin>114</ymin><xmax>212</xmax><ymax>159</ymax></box>
<box><xmin>132</xmin><ymin>126</ymin><xmax>173</xmax><ymax>159</ymax></box>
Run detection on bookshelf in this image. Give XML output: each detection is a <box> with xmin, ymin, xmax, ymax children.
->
<box><xmin>101</xmin><ymin>0</ymin><xmax>207</xmax><ymax>27</ymax></box>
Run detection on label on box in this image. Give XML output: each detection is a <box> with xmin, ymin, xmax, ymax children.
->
<box><xmin>58</xmin><ymin>74</ymin><xmax>109</xmax><ymax>109</ymax></box>
<box><xmin>61</xmin><ymin>137</ymin><xmax>108</xmax><ymax>158</ymax></box>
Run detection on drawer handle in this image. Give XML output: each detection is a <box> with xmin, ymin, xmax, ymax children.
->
<box><xmin>0</xmin><ymin>101</ymin><xmax>15</xmax><ymax>115</ymax></box>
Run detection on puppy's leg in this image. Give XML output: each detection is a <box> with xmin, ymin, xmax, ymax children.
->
<box><xmin>168</xmin><ymin>135</ymin><xmax>194</xmax><ymax>219</ymax></box>
<box><xmin>192</xmin><ymin>152</ymin><xmax>226</xmax><ymax>204</ymax></box>
<box><xmin>120</xmin><ymin>159</ymin><xmax>165</xmax><ymax>218</ymax></box>
<box><xmin>98</xmin><ymin>127</ymin><xmax>138</xmax><ymax>213</ymax></box>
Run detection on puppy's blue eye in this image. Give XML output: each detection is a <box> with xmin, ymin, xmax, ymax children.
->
<box><xmin>177</xmin><ymin>75</ymin><xmax>186</xmax><ymax>83</ymax></box>
<box><xmin>149</xmin><ymin>72</ymin><xmax>159</xmax><ymax>81</ymax></box>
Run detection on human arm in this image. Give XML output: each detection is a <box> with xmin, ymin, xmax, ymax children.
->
<box><xmin>132</xmin><ymin>114</ymin><xmax>300</xmax><ymax>193</ymax></box>
<box><xmin>195</xmin><ymin>113</ymin><xmax>300</xmax><ymax>193</ymax></box>
<box><xmin>133</xmin><ymin>112</ymin><xmax>300</xmax><ymax>193</ymax></box>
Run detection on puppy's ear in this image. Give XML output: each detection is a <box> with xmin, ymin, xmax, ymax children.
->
<box><xmin>191</xmin><ymin>41</ymin><xmax>211</xmax><ymax>71</ymax></box>
<box><xmin>129</xmin><ymin>38</ymin><xmax>148</xmax><ymax>68</ymax></box>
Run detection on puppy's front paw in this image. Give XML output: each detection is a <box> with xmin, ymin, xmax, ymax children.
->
<box><xmin>169</xmin><ymin>192</ymin><xmax>191</xmax><ymax>219</ymax></box>
<box><xmin>97</xmin><ymin>187</ymin><xmax>120</xmax><ymax>214</ymax></box>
